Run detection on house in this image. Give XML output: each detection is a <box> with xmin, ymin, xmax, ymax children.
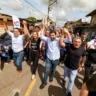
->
<box><xmin>86</xmin><ymin>9</ymin><xmax>96</xmax><ymax>26</ymax></box>
<box><xmin>0</xmin><ymin>13</ymin><xmax>43</xmax><ymax>35</ymax></box>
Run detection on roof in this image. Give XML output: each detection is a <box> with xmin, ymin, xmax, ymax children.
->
<box><xmin>0</xmin><ymin>13</ymin><xmax>12</xmax><ymax>20</ymax></box>
<box><xmin>86</xmin><ymin>9</ymin><xmax>96</xmax><ymax>17</ymax></box>
<box><xmin>0</xmin><ymin>13</ymin><xmax>12</xmax><ymax>17</ymax></box>
<box><xmin>75</xmin><ymin>25</ymin><xmax>96</xmax><ymax>28</ymax></box>
<box><xmin>0</xmin><ymin>13</ymin><xmax>42</xmax><ymax>23</ymax></box>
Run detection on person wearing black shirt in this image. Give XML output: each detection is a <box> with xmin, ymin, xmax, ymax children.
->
<box><xmin>83</xmin><ymin>40</ymin><xmax>96</xmax><ymax>96</ymax></box>
<box><xmin>29</xmin><ymin>32</ymin><xmax>41</xmax><ymax>80</ymax></box>
<box><xmin>80</xmin><ymin>71</ymin><xmax>96</xmax><ymax>96</ymax></box>
<box><xmin>60</xmin><ymin>31</ymin><xmax>86</xmax><ymax>96</ymax></box>
<box><xmin>84</xmin><ymin>40</ymin><xmax>96</xmax><ymax>82</ymax></box>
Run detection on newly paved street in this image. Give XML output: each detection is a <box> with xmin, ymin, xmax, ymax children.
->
<box><xmin>0</xmin><ymin>60</ymin><xmax>84</xmax><ymax>96</ymax></box>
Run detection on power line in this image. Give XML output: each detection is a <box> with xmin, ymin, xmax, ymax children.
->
<box><xmin>0</xmin><ymin>2</ymin><xmax>21</xmax><ymax>17</ymax></box>
<box><xmin>13</xmin><ymin>0</ymin><xmax>30</xmax><ymax>10</ymax></box>
<box><xmin>14</xmin><ymin>0</ymin><xmax>44</xmax><ymax>18</ymax></box>
<box><xmin>25</xmin><ymin>0</ymin><xmax>47</xmax><ymax>16</ymax></box>
<box><xmin>12</xmin><ymin>0</ymin><xmax>43</xmax><ymax>18</ymax></box>
<box><xmin>1</xmin><ymin>0</ymin><xmax>26</xmax><ymax>17</ymax></box>
<box><xmin>1</xmin><ymin>0</ymin><xmax>45</xmax><ymax>18</ymax></box>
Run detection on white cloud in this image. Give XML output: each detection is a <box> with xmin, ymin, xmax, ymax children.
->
<box><xmin>47</xmin><ymin>0</ymin><xmax>96</xmax><ymax>26</ymax></box>
<box><xmin>41</xmin><ymin>0</ymin><xmax>96</xmax><ymax>18</ymax></box>
<box><xmin>0</xmin><ymin>0</ymin><xmax>24</xmax><ymax>11</ymax></box>
<box><xmin>40</xmin><ymin>0</ymin><xmax>48</xmax><ymax>5</ymax></box>
<box><xmin>0</xmin><ymin>0</ymin><xmax>96</xmax><ymax>24</ymax></box>
<box><xmin>58</xmin><ymin>10</ymin><xmax>68</xmax><ymax>21</ymax></box>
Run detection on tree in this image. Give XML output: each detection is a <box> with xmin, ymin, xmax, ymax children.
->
<box><xmin>27</xmin><ymin>16</ymin><xmax>37</xmax><ymax>23</ymax></box>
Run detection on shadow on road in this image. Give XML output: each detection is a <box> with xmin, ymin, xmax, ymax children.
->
<box><xmin>54</xmin><ymin>70</ymin><xmax>64</xmax><ymax>88</ymax></box>
<box><xmin>74</xmin><ymin>70</ymin><xmax>84</xmax><ymax>90</ymax></box>
<box><xmin>48</xmin><ymin>85</ymin><xmax>66</xmax><ymax>96</ymax></box>
<box><xmin>38</xmin><ymin>64</ymin><xmax>66</xmax><ymax>91</ymax></box>
<box><xmin>14</xmin><ymin>92</ymin><xmax>19</xmax><ymax>96</ymax></box>
<box><xmin>75</xmin><ymin>75</ymin><xmax>83</xmax><ymax>90</ymax></box>
<box><xmin>38</xmin><ymin>64</ymin><xmax>45</xmax><ymax>83</ymax></box>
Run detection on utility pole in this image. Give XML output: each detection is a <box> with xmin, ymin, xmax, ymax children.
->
<box><xmin>47</xmin><ymin>0</ymin><xmax>57</xmax><ymax>22</ymax></box>
<box><xmin>47</xmin><ymin>0</ymin><xmax>50</xmax><ymax>21</ymax></box>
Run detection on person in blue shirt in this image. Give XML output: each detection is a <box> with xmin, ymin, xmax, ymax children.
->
<box><xmin>0</xmin><ymin>40</ymin><xmax>10</xmax><ymax>73</ymax></box>
<box><xmin>39</xmin><ymin>28</ymin><xmax>72</xmax><ymax>89</ymax></box>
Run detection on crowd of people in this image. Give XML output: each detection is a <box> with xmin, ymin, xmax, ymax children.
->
<box><xmin>0</xmin><ymin>19</ymin><xmax>96</xmax><ymax>96</ymax></box>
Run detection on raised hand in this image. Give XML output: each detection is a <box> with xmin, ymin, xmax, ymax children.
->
<box><xmin>63</xmin><ymin>28</ymin><xmax>69</xmax><ymax>34</ymax></box>
<box><xmin>22</xmin><ymin>20</ymin><xmax>27</xmax><ymax>25</ymax></box>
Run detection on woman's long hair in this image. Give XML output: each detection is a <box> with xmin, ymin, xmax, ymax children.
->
<box><xmin>30</xmin><ymin>32</ymin><xmax>39</xmax><ymax>42</ymax></box>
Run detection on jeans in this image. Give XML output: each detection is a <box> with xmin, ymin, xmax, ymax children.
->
<box><xmin>43</xmin><ymin>57</ymin><xmax>59</xmax><ymax>84</ymax></box>
<box><xmin>7</xmin><ymin>55</ymin><xmax>10</xmax><ymax>62</ymax></box>
<box><xmin>0</xmin><ymin>56</ymin><xmax>7</xmax><ymax>70</ymax></box>
<box><xmin>13</xmin><ymin>51</ymin><xmax>24</xmax><ymax>71</ymax></box>
<box><xmin>64</xmin><ymin>66</ymin><xmax>77</xmax><ymax>93</ymax></box>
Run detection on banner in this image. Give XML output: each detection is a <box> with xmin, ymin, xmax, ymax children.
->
<box><xmin>12</xmin><ymin>15</ymin><xmax>20</xmax><ymax>28</ymax></box>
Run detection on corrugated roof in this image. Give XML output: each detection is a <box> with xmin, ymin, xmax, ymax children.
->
<box><xmin>86</xmin><ymin>9</ymin><xmax>96</xmax><ymax>17</ymax></box>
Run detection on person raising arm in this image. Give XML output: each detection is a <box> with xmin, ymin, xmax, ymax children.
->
<box><xmin>3</xmin><ymin>19</ymin><xmax>28</xmax><ymax>76</ymax></box>
<box><xmin>59</xmin><ymin>31</ymin><xmax>86</xmax><ymax>96</ymax></box>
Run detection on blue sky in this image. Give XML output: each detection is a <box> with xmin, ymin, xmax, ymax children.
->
<box><xmin>0</xmin><ymin>0</ymin><xmax>95</xmax><ymax>26</ymax></box>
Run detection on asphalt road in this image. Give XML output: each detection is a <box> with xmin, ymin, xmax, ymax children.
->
<box><xmin>0</xmin><ymin>60</ymin><xmax>84</xmax><ymax>96</ymax></box>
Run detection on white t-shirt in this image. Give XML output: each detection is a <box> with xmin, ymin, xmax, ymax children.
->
<box><xmin>8</xmin><ymin>32</ymin><xmax>24</xmax><ymax>53</ymax></box>
<box><xmin>87</xmin><ymin>40</ymin><xmax>95</xmax><ymax>49</ymax></box>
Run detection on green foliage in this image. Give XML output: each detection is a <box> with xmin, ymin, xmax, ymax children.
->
<box><xmin>27</xmin><ymin>16</ymin><xmax>37</xmax><ymax>22</ymax></box>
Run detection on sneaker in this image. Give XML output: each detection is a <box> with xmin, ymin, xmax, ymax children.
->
<box><xmin>66</xmin><ymin>92</ymin><xmax>72</xmax><ymax>96</ymax></box>
<box><xmin>5</xmin><ymin>62</ymin><xmax>9</xmax><ymax>65</ymax></box>
<box><xmin>18</xmin><ymin>72</ymin><xmax>22</xmax><ymax>77</ymax></box>
<box><xmin>39</xmin><ymin>83</ymin><xmax>47</xmax><ymax>89</ymax></box>
<box><xmin>0</xmin><ymin>70</ymin><xmax>2</xmax><ymax>74</ymax></box>
<box><xmin>49</xmin><ymin>78</ymin><xmax>53</xmax><ymax>82</ymax></box>
<box><xmin>31</xmin><ymin>74</ymin><xmax>35</xmax><ymax>80</ymax></box>
<box><xmin>17</xmin><ymin>71</ymin><xmax>22</xmax><ymax>77</ymax></box>
<box><xmin>62</xmin><ymin>80</ymin><xmax>66</xmax><ymax>87</ymax></box>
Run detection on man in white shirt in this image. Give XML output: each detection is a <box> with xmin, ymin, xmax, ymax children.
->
<box><xmin>3</xmin><ymin>19</ymin><xmax>28</xmax><ymax>76</ymax></box>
